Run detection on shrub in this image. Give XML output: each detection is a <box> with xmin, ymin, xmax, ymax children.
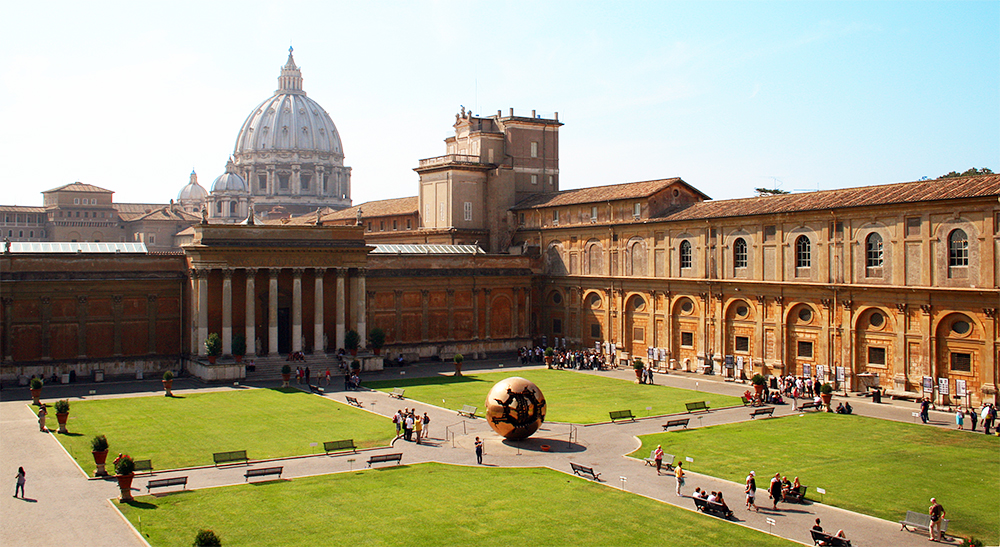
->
<box><xmin>453</xmin><ymin>353</ymin><xmax>464</xmax><ymax>364</ymax></box>
<box><xmin>205</xmin><ymin>333</ymin><xmax>223</xmax><ymax>357</ymax></box>
<box><xmin>632</xmin><ymin>358</ymin><xmax>644</xmax><ymax>370</ymax></box>
<box><xmin>30</xmin><ymin>377</ymin><xmax>43</xmax><ymax>390</ymax></box>
<box><xmin>344</xmin><ymin>330</ymin><xmax>360</xmax><ymax>351</ymax></box>
<box><xmin>54</xmin><ymin>399</ymin><xmax>70</xmax><ymax>414</ymax></box>
<box><xmin>194</xmin><ymin>529</ymin><xmax>222</xmax><ymax>546</ymax></box>
<box><xmin>231</xmin><ymin>334</ymin><xmax>246</xmax><ymax>356</ymax></box>
<box><xmin>114</xmin><ymin>454</ymin><xmax>135</xmax><ymax>476</ymax></box>
<box><xmin>91</xmin><ymin>434</ymin><xmax>109</xmax><ymax>452</ymax></box>
<box><xmin>281</xmin><ymin>364</ymin><xmax>291</xmax><ymax>375</ymax></box>
<box><xmin>820</xmin><ymin>383</ymin><xmax>834</xmax><ymax>395</ymax></box>
<box><xmin>368</xmin><ymin>328</ymin><xmax>386</xmax><ymax>350</ymax></box>
<box><xmin>751</xmin><ymin>374</ymin><xmax>766</xmax><ymax>386</ymax></box>
<box><xmin>959</xmin><ymin>537</ymin><xmax>984</xmax><ymax>547</ymax></box>
<box><xmin>163</xmin><ymin>371</ymin><xmax>174</xmax><ymax>381</ymax></box>
<box><xmin>544</xmin><ymin>347</ymin><xmax>555</xmax><ymax>357</ymax></box>
<box><xmin>350</xmin><ymin>360</ymin><xmax>361</xmax><ymax>371</ymax></box>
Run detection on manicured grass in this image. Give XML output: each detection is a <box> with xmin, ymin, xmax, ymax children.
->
<box><xmin>631</xmin><ymin>413</ymin><xmax>999</xmax><ymax>541</ymax></box>
<box><xmin>119</xmin><ymin>463</ymin><xmax>800</xmax><ymax>547</ymax></box>
<box><xmin>366</xmin><ymin>369</ymin><xmax>741</xmax><ymax>424</ymax></box>
<box><xmin>55</xmin><ymin>388</ymin><xmax>393</xmax><ymax>470</ymax></box>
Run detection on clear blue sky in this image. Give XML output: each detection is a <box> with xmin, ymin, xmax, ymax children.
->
<box><xmin>1</xmin><ymin>1</ymin><xmax>996</xmax><ymax>206</ymax></box>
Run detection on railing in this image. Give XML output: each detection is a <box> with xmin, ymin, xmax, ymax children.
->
<box><xmin>444</xmin><ymin>419</ymin><xmax>469</xmax><ymax>448</ymax></box>
<box><xmin>417</xmin><ymin>154</ymin><xmax>486</xmax><ymax>168</ymax></box>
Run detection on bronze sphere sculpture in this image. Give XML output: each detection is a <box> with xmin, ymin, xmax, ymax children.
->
<box><xmin>485</xmin><ymin>377</ymin><xmax>546</xmax><ymax>440</ymax></box>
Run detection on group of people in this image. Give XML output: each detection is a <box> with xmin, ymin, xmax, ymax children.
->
<box><xmin>811</xmin><ymin>518</ymin><xmax>849</xmax><ymax>543</ymax></box>
<box><xmin>393</xmin><ymin>408</ymin><xmax>429</xmax><ymax>443</ymax></box>
<box><xmin>692</xmin><ymin>487</ymin><xmax>730</xmax><ymax>510</ymax></box>
<box><xmin>518</xmin><ymin>347</ymin><xmax>609</xmax><ymax>370</ymax></box>
<box><xmin>959</xmin><ymin>402</ymin><xmax>997</xmax><ymax>433</ymax></box>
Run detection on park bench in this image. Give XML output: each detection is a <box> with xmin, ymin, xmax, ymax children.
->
<box><xmin>244</xmin><ymin>466</ymin><xmax>283</xmax><ymax>481</ymax></box>
<box><xmin>661</xmin><ymin>418</ymin><xmax>690</xmax><ymax>430</ymax></box>
<box><xmin>309</xmin><ymin>384</ymin><xmax>324</xmax><ymax>394</ymax></box>
<box><xmin>323</xmin><ymin>439</ymin><xmax>357</xmax><ymax>454</ymax></box>
<box><xmin>609</xmin><ymin>410</ymin><xmax>635</xmax><ymax>422</ymax></box>
<box><xmin>389</xmin><ymin>388</ymin><xmax>405</xmax><ymax>399</ymax></box>
<box><xmin>750</xmin><ymin>407</ymin><xmax>775</xmax><ymax>419</ymax></box>
<box><xmin>458</xmin><ymin>404</ymin><xmax>478</xmax><ymax>418</ymax></box>
<box><xmin>146</xmin><ymin>476</ymin><xmax>187</xmax><ymax>493</ymax></box>
<box><xmin>693</xmin><ymin>497</ymin><xmax>733</xmax><ymax>519</ymax></box>
<box><xmin>784</xmin><ymin>485</ymin><xmax>808</xmax><ymax>503</ymax></box>
<box><xmin>685</xmin><ymin>401</ymin><xmax>710</xmax><ymax>413</ymax></box>
<box><xmin>644</xmin><ymin>452</ymin><xmax>675</xmax><ymax>471</ymax></box>
<box><xmin>367</xmin><ymin>453</ymin><xmax>403</xmax><ymax>467</ymax></box>
<box><xmin>213</xmin><ymin>450</ymin><xmax>249</xmax><ymax>466</ymax></box>
<box><xmin>899</xmin><ymin>510</ymin><xmax>949</xmax><ymax>536</ymax></box>
<box><xmin>798</xmin><ymin>401</ymin><xmax>821</xmax><ymax>411</ymax></box>
<box><xmin>133</xmin><ymin>459</ymin><xmax>153</xmax><ymax>475</ymax></box>
<box><xmin>570</xmin><ymin>462</ymin><xmax>601</xmax><ymax>481</ymax></box>
<box><xmin>346</xmin><ymin>396</ymin><xmax>363</xmax><ymax>408</ymax></box>
<box><xmin>810</xmin><ymin>529</ymin><xmax>852</xmax><ymax>547</ymax></box>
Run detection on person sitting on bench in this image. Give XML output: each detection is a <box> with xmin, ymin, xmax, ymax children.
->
<box><xmin>715</xmin><ymin>491</ymin><xmax>730</xmax><ymax>512</ymax></box>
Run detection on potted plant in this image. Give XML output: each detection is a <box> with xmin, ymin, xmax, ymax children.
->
<box><xmin>54</xmin><ymin>399</ymin><xmax>70</xmax><ymax>434</ymax></box>
<box><xmin>350</xmin><ymin>360</ymin><xmax>361</xmax><ymax>374</ymax></box>
<box><xmin>232</xmin><ymin>334</ymin><xmax>246</xmax><ymax>363</ymax></box>
<box><xmin>544</xmin><ymin>347</ymin><xmax>555</xmax><ymax>368</ymax></box>
<box><xmin>751</xmin><ymin>374</ymin><xmax>767</xmax><ymax>397</ymax></box>
<box><xmin>205</xmin><ymin>333</ymin><xmax>222</xmax><ymax>364</ymax></box>
<box><xmin>819</xmin><ymin>383</ymin><xmax>834</xmax><ymax>411</ymax></box>
<box><xmin>280</xmin><ymin>364</ymin><xmax>291</xmax><ymax>387</ymax></box>
<box><xmin>114</xmin><ymin>453</ymin><xmax>136</xmax><ymax>503</ymax></box>
<box><xmin>453</xmin><ymin>353</ymin><xmax>464</xmax><ymax>376</ymax></box>
<box><xmin>345</xmin><ymin>330</ymin><xmax>360</xmax><ymax>356</ymax></box>
<box><xmin>194</xmin><ymin>529</ymin><xmax>223</xmax><ymax>546</ymax></box>
<box><xmin>162</xmin><ymin>371</ymin><xmax>174</xmax><ymax>397</ymax></box>
<box><xmin>368</xmin><ymin>328</ymin><xmax>386</xmax><ymax>355</ymax></box>
<box><xmin>29</xmin><ymin>377</ymin><xmax>43</xmax><ymax>405</ymax></box>
<box><xmin>633</xmin><ymin>357</ymin><xmax>645</xmax><ymax>381</ymax></box>
<box><xmin>91</xmin><ymin>434</ymin><xmax>110</xmax><ymax>477</ymax></box>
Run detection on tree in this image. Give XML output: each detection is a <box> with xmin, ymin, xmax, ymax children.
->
<box><xmin>754</xmin><ymin>187</ymin><xmax>791</xmax><ymax>196</ymax></box>
<box><xmin>938</xmin><ymin>167</ymin><xmax>993</xmax><ymax>179</ymax></box>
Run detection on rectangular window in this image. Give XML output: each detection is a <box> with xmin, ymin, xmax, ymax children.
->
<box><xmin>258</xmin><ymin>175</ymin><xmax>267</xmax><ymax>191</ymax></box>
<box><xmin>591</xmin><ymin>206</ymin><xmax>598</xmax><ymax>221</ymax></box>
<box><xmin>797</xmin><ymin>341</ymin><xmax>813</xmax><ymax>358</ymax></box>
<box><xmin>322</xmin><ymin>174</ymin><xmax>328</xmax><ymax>193</ymax></box>
<box><xmin>393</xmin><ymin>220</ymin><xmax>398</xmax><ymax>230</ymax></box>
<box><xmin>553</xmin><ymin>210</ymin><xmax>559</xmax><ymax>224</ymax></box>
<box><xmin>681</xmin><ymin>331</ymin><xmax>694</xmax><ymax>347</ymax></box>
<box><xmin>488</xmin><ymin>148</ymin><xmax>494</xmax><ymax>163</ymax></box>
<box><xmin>735</xmin><ymin>336</ymin><xmax>750</xmax><ymax>352</ymax></box>
<box><xmin>548</xmin><ymin>175</ymin><xmax>554</xmax><ymax>185</ymax></box>
<box><xmin>367</xmin><ymin>222</ymin><xmax>372</xmax><ymax>231</ymax></box>
<box><xmin>590</xmin><ymin>324</ymin><xmax>601</xmax><ymax>338</ymax></box>
<box><xmin>300</xmin><ymin>174</ymin><xmax>311</xmax><ymax>190</ymax></box>
<box><xmin>553</xmin><ymin>318</ymin><xmax>562</xmax><ymax>334</ymax></box>
<box><xmin>519</xmin><ymin>213</ymin><xmax>525</xmax><ymax>225</ymax></box>
<box><xmin>531</xmin><ymin>174</ymin><xmax>538</xmax><ymax>185</ymax></box>
<box><xmin>868</xmin><ymin>346</ymin><xmax>886</xmax><ymax>366</ymax></box>
<box><xmin>464</xmin><ymin>202</ymin><xmax>472</xmax><ymax>221</ymax></box>
<box><xmin>633</xmin><ymin>203</ymin><xmax>641</xmax><ymax>217</ymax></box>
<box><xmin>906</xmin><ymin>217</ymin><xmax>921</xmax><ymax>237</ymax></box>
<box><xmin>530</xmin><ymin>141</ymin><xmax>538</xmax><ymax>158</ymax></box>
<box><xmin>74</xmin><ymin>198</ymin><xmax>80</xmax><ymax>205</ymax></box>
<box><xmin>406</xmin><ymin>219</ymin><xmax>412</xmax><ymax>229</ymax></box>
<box><xmin>764</xmin><ymin>225</ymin><xmax>776</xmax><ymax>242</ymax></box>
<box><xmin>950</xmin><ymin>352</ymin><xmax>972</xmax><ymax>372</ymax></box>
<box><xmin>632</xmin><ymin>327</ymin><xmax>644</xmax><ymax>341</ymax></box>
<box><xmin>279</xmin><ymin>175</ymin><xmax>289</xmax><ymax>189</ymax></box>
<box><xmin>379</xmin><ymin>221</ymin><xmax>385</xmax><ymax>231</ymax></box>
<box><xmin>148</xmin><ymin>234</ymin><xmax>155</xmax><ymax>245</ymax></box>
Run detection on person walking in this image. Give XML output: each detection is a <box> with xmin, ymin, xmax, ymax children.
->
<box><xmin>969</xmin><ymin>408</ymin><xmax>978</xmax><ymax>432</ymax></box>
<box><xmin>474</xmin><ymin>437</ymin><xmax>484</xmax><ymax>464</ymax></box>
<box><xmin>13</xmin><ymin>467</ymin><xmax>25</xmax><ymax>499</ymax></box>
<box><xmin>37</xmin><ymin>404</ymin><xmax>47</xmax><ymax>432</ymax></box>
<box><xmin>920</xmin><ymin>398</ymin><xmax>930</xmax><ymax>424</ymax></box>
<box><xmin>393</xmin><ymin>410</ymin><xmax>402</xmax><ymax>438</ymax></box>
<box><xmin>745</xmin><ymin>471</ymin><xmax>757</xmax><ymax>512</ymax></box>
<box><xmin>928</xmin><ymin>498</ymin><xmax>945</xmax><ymax>541</ymax></box>
<box><xmin>769</xmin><ymin>473</ymin><xmax>782</xmax><ymax>510</ymax></box>
<box><xmin>413</xmin><ymin>413</ymin><xmax>423</xmax><ymax>444</ymax></box>
<box><xmin>404</xmin><ymin>413</ymin><xmax>414</xmax><ymax>442</ymax></box>
<box><xmin>955</xmin><ymin>409</ymin><xmax>964</xmax><ymax>430</ymax></box>
<box><xmin>422</xmin><ymin>413</ymin><xmax>430</xmax><ymax>440</ymax></box>
<box><xmin>654</xmin><ymin>445</ymin><xmax>664</xmax><ymax>475</ymax></box>
<box><xmin>674</xmin><ymin>462</ymin><xmax>685</xmax><ymax>496</ymax></box>
<box><xmin>982</xmin><ymin>404</ymin><xmax>994</xmax><ymax>435</ymax></box>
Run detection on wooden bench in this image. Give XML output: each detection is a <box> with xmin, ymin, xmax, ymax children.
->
<box><xmin>750</xmin><ymin>407</ymin><xmax>775</xmax><ymax>419</ymax></box>
<box><xmin>899</xmin><ymin>510</ymin><xmax>949</xmax><ymax>535</ymax></box>
<box><xmin>213</xmin><ymin>450</ymin><xmax>249</xmax><ymax>466</ymax></box>
<box><xmin>367</xmin><ymin>453</ymin><xmax>403</xmax><ymax>467</ymax></box>
<box><xmin>146</xmin><ymin>476</ymin><xmax>186</xmax><ymax>493</ymax></box>
<box><xmin>609</xmin><ymin>410</ymin><xmax>635</xmax><ymax>422</ymax></box>
<box><xmin>685</xmin><ymin>401</ymin><xmax>710</xmax><ymax>413</ymax></box>
<box><xmin>308</xmin><ymin>384</ymin><xmax>324</xmax><ymax>394</ymax></box>
<box><xmin>323</xmin><ymin>439</ymin><xmax>357</xmax><ymax>454</ymax></box>
<box><xmin>644</xmin><ymin>452</ymin><xmax>675</xmax><ymax>471</ymax></box>
<box><xmin>458</xmin><ymin>405</ymin><xmax>478</xmax><ymax>418</ymax></box>
<box><xmin>570</xmin><ymin>462</ymin><xmax>601</xmax><ymax>481</ymax></box>
<box><xmin>244</xmin><ymin>466</ymin><xmax>283</xmax><ymax>481</ymax></box>
<box><xmin>810</xmin><ymin>529</ymin><xmax>852</xmax><ymax>547</ymax></box>
<box><xmin>784</xmin><ymin>485</ymin><xmax>807</xmax><ymax>503</ymax></box>
<box><xmin>345</xmin><ymin>396</ymin><xmax>363</xmax><ymax>408</ymax></box>
<box><xmin>693</xmin><ymin>497</ymin><xmax>733</xmax><ymax>519</ymax></box>
<box><xmin>133</xmin><ymin>459</ymin><xmax>153</xmax><ymax>475</ymax></box>
<box><xmin>389</xmin><ymin>388</ymin><xmax>405</xmax><ymax>399</ymax></box>
<box><xmin>798</xmin><ymin>401</ymin><xmax>821</xmax><ymax>411</ymax></box>
<box><xmin>662</xmin><ymin>418</ymin><xmax>690</xmax><ymax>430</ymax></box>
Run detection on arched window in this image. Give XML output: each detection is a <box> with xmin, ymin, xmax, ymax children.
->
<box><xmin>795</xmin><ymin>235</ymin><xmax>811</xmax><ymax>268</ymax></box>
<box><xmin>865</xmin><ymin>232</ymin><xmax>883</xmax><ymax>268</ymax></box>
<box><xmin>229</xmin><ymin>201</ymin><xmax>237</xmax><ymax>215</ymax></box>
<box><xmin>733</xmin><ymin>238</ymin><xmax>748</xmax><ymax>269</ymax></box>
<box><xmin>949</xmin><ymin>229</ymin><xmax>969</xmax><ymax>266</ymax></box>
<box><xmin>679</xmin><ymin>240</ymin><xmax>692</xmax><ymax>269</ymax></box>
<box><xmin>215</xmin><ymin>201</ymin><xmax>223</xmax><ymax>214</ymax></box>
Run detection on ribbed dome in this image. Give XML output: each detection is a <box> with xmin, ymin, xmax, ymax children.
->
<box><xmin>211</xmin><ymin>160</ymin><xmax>248</xmax><ymax>193</ymax></box>
<box><xmin>178</xmin><ymin>170</ymin><xmax>208</xmax><ymax>201</ymax></box>
<box><xmin>233</xmin><ymin>48</ymin><xmax>344</xmax><ymax>158</ymax></box>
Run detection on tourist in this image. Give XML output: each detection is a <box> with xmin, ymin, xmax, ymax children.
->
<box><xmin>413</xmin><ymin>412</ymin><xmax>422</xmax><ymax>444</ymax></box>
<box><xmin>475</xmin><ymin>437</ymin><xmax>483</xmax><ymax>464</ymax></box>
<box><xmin>955</xmin><ymin>409</ymin><xmax>964</xmax><ymax>430</ymax></box>
<box><xmin>13</xmin><ymin>467</ymin><xmax>25</xmax><ymax>499</ymax></box>
<box><xmin>769</xmin><ymin>473</ymin><xmax>782</xmax><ymax>509</ymax></box>
<box><xmin>928</xmin><ymin>498</ymin><xmax>945</xmax><ymax>541</ymax></box>
<box><xmin>812</xmin><ymin>518</ymin><xmax>823</xmax><ymax>533</ymax></box>
<box><xmin>745</xmin><ymin>470</ymin><xmax>757</xmax><ymax>512</ymax></box>
<box><xmin>969</xmin><ymin>408</ymin><xmax>978</xmax><ymax>431</ymax></box>
<box><xmin>715</xmin><ymin>491</ymin><xmax>729</xmax><ymax>511</ymax></box>
<box><xmin>324</xmin><ymin>367</ymin><xmax>331</xmax><ymax>386</ymax></box>
<box><xmin>37</xmin><ymin>404</ymin><xmax>47</xmax><ymax>432</ymax></box>
<box><xmin>422</xmin><ymin>412</ymin><xmax>430</xmax><ymax>439</ymax></box>
<box><xmin>404</xmin><ymin>413</ymin><xmax>414</xmax><ymax>442</ymax></box>
<box><xmin>920</xmin><ymin>398</ymin><xmax>930</xmax><ymax>424</ymax></box>
<box><xmin>304</xmin><ymin>366</ymin><xmax>311</xmax><ymax>385</ymax></box>
<box><xmin>654</xmin><ymin>445</ymin><xmax>664</xmax><ymax>475</ymax></box>
<box><xmin>982</xmin><ymin>403</ymin><xmax>996</xmax><ymax>435</ymax></box>
<box><xmin>674</xmin><ymin>462</ymin><xmax>685</xmax><ymax>496</ymax></box>
<box><xmin>393</xmin><ymin>410</ymin><xmax>402</xmax><ymax>438</ymax></box>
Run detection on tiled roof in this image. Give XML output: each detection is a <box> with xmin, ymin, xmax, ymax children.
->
<box><xmin>277</xmin><ymin>207</ymin><xmax>338</xmax><ymax>226</ymax></box>
<box><xmin>656</xmin><ymin>174</ymin><xmax>1000</xmax><ymax>222</ymax></box>
<box><xmin>42</xmin><ymin>182</ymin><xmax>113</xmax><ymax>194</ymax></box>
<box><xmin>511</xmin><ymin>178</ymin><xmax>707</xmax><ymax>210</ymax></box>
<box><xmin>323</xmin><ymin>196</ymin><xmax>419</xmax><ymax>221</ymax></box>
<box><xmin>127</xmin><ymin>207</ymin><xmax>201</xmax><ymax>223</ymax></box>
<box><xmin>0</xmin><ymin>206</ymin><xmax>45</xmax><ymax>213</ymax></box>
<box><xmin>113</xmin><ymin>203</ymin><xmax>171</xmax><ymax>221</ymax></box>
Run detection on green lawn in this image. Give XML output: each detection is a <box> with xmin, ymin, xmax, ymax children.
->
<box><xmin>631</xmin><ymin>413</ymin><xmax>999</xmax><ymax>541</ymax></box>
<box><xmin>119</xmin><ymin>463</ymin><xmax>800</xmax><ymax>547</ymax></box>
<box><xmin>56</xmin><ymin>388</ymin><xmax>393</xmax><ymax>470</ymax></box>
<box><xmin>367</xmin><ymin>369</ymin><xmax>741</xmax><ymax>424</ymax></box>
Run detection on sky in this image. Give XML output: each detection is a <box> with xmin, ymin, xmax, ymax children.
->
<box><xmin>1</xmin><ymin>1</ymin><xmax>997</xmax><ymax>207</ymax></box>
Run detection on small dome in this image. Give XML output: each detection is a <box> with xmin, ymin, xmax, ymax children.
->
<box><xmin>211</xmin><ymin>160</ymin><xmax>248</xmax><ymax>193</ymax></box>
<box><xmin>178</xmin><ymin>170</ymin><xmax>208</xmax><ymax>201</ymax></box>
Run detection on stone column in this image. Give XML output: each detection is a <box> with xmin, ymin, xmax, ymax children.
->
<box><xmin>356</xmin><ymin>268</ymin><xmax>367</xmax><ymax>347</ymax></box>
<box><xmin>524</xmin><ymin>287</ymin><xmax>532</xmax><ymax>338</ymax></box>
<box><xmin>147</xmin><ymin>294</ymin><xmax>158</xmax><ymax>354</ymax></box>
<box><xmin>485</xmin><ymin>288</ymin><xmax>493</xmax><ymax>339</ymax></box>
<box><xmin>197</xmin><ymin>271</ymin><xmax>208</xmax><ymax>356</ymax></box>
<box><xmin>421</xmin><ymin>289</ymin><xmax>430</xmax><ymax>342</ymax></box>
<box><xmin>268</xmin><ymin>269</ymin><xmax>279</xmax><ymax>356</ymax></box>
<box><xmin>112</xmin><ymin>295</ymin><xmax>123</xmax><ymax>356</ymax></box>
<box><xmin>189</xmin><ymin>269</ymin><xmax>199</xmax><ymax>355</ymax></box>
<box><xmin>222</xmin><ymin>268</ymin><xmax>233</xmax><ymax>356</ymax></box>
<box><xmin>335</xmin><ymin>268</ymin><xmax>346</xmax><ymax>350</ymax></box>
<box><xmin>314</xmin><ymin>268</ymin><xmax>325</xmax><ymax>354</ymax></box>
<box><xmin>842</xmin><ymin>300</ymin><xmax>855</xmax><ymax>385</ymax></box>
<box><xmin>292</xmin><ymin>268</ymin><xmax>303</xmax><ymax>353</ymax></box>
<box><xmin>245</xmin><ymin>268</ymin><xmax>257</xmax><ymax>358</ymax></box>
<box><xmin>774</xmin><ymin>296</ymin><xmax>785</xmax><ymax>372</ymax></box>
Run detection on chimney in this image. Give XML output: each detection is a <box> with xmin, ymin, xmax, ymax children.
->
<box><xmin>509</xmin><ymin>108</ymin><xmax>514</xmax><ymax>117</ymax></box>
<box><xmin>531</xmin><ymin>110</ymin><xmax>536</xmax><ymax>118</ymax></box>
<box><xmin>554</xmin><ymin>112</ymin><xmax>559</xmax><ymax>121</ymax></box>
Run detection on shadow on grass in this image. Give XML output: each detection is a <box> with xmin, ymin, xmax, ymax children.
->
<box><xmin>58</xmin><ymin>432</ymin><xmax>84</xmax><ymax>437</ymax></box>
<box><xmin>165</xmin><ymin>394</ymin><xmax>186</xmax><ymax>399</ymax></box>
<box><xmin>366</xmin><ymin>375</ymin><xmax>490</xmax><ymax>389</ymax></box>
<box><xmin>122</xmin><ymin>500</ymin><xmax>159</xmax><ymax>509</ymax></box>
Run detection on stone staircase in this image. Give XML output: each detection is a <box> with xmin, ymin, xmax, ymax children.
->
<box><xmin>243</xmin><ymin>354</ymin><xmax>346</xmax><ymax>383</ymax></box>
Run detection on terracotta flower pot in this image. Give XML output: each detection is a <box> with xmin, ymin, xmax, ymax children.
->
<box><xmin>234</xmin><ymin>354</ymin><xmax>243</xmax><ymax>363</ymax></box>
<box><xmin>208</xmin><ymin>355</ymin><xmax>217</xmax><ymax>364</ymax></box>
<box><xmin>56</xmin><ymin>412</ymin><xmax>69</xmax><ymax>434</ymax></box>
<box><xmin>117</xmin><ymin>473</ymin><xmax>135</xmax><ymax>503</ymax></box>
<box><xmin>162</xmin><ymin>379</ymin><xmax>173</xmax><ymax>397</ymax></box>
<box><xmin>754</xmin><ymin>384</ymin><xmax>765</xmax><ymax>396</ymax></box>
<box><xmin>820</xmin><ymin>393</ymin><xmax>833</xmax><ymax>411</ymax></box>
<box><xmin>30</xmin><ymin>388</ymin><xmax>42</xmax><ymax>406</ymax></box>
<box><xmin>281</xmin><ymin>373</ymin><xmax>291</xmax><ymax>387</ymax></box>
<box><xmin>93</xmin><ymin>450</ymin><xmax>109</xmax><ymax>477</ymax></box>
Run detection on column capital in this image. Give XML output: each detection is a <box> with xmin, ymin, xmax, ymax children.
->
<box><xmin>40</xmin><ymin>296</ymin><xmax>51</xmax><ymax>306</ymax></box>
<box><xmin>421</xmin><ymin>289</ymin><xmax>430</xmax><ymax>297</ymax></box>
<box><xmin>245</xmin><ymin>267</ymin><xmax>258</xmax><ymax>277</ymax></box>
<box><xmin>445</xmin><ymin>289</ymin><xmax>454</xmax><ymax>296</ymax></box>
<box><xmin>292</xmin><ymin>267</ymin><xmax>305</xmax><ymax>277</ymax></box>
<box><xmin>314</xmin><ymin>267</ymin><xmax>326</xmax><ymax>275</ymax></box>
<box><xmin>984</xmin><ymin>308</ymin><xmax>997</xmax><ymax>319</ymax></box>
<box><xmin>112</xmin><ymin>295</ymin><xmax>123</xmax><ymax>305</ymax></box>
<box><xmin>269</xmin><ymin>268</ymin><xmax>280</xmax><ymax>279</ymax></box>
<box><xmin>774</xmin><ymin>296</ymin><xmax>784</xmax><ymax>305</ymax></box>
<box><xmin>713</xmin><ymin>292</ymin><xmax>724</xmax><ymax>302</ymax></box>
<box><xmin>189</xmin><ymin>268</ymin><xmax>201</xmax><ymax>280</ymax></box>
<box><xmin>335</xmin><ymin>267</ymin><xmax>347</xmax><ymax>279</ymax></box>
<box><xmin>484</xmin><ymin>287</ymin><xmax>492</xmax><ymax>295</ymax></box>
<box><xmin>820</xmin><ymin>298</ymin><xmax>832</xmax><ymax>309</ymax></box>
<box><xmin>895</xmin><ymin>303</ymin><xmax>908</xmax><ymax>314</ymax></box>
<box><xmin>366</xmin><ymin>290</ymin><xmax>375</xmax><ymax>299</ymax></box>
<box><xmin>394</xmin><ymin>289</ymin><xmax>404</xmax><ymax>298</ymax></box>
<box><xmin>699</xmin><ymin>292</ymin><xmax>709</xmax><ymax>302</ymax></box>
<box><xmin>223</xmin><ymin>268</ymin><xmax>234</xmax><ymax>280</ymax></box>
<box><xmin>756</xmin><ymin>294</ymin><xmax>767</xmax><ymax>305</ymax></box>
<box><xmin>77</xmin><ymin>295</ymin><xmax>88</xmax><ymax>305</ymax></box>
<box><xmin>148</xmin><ymin>294</ymin><xmax>158</xmax><ymax>303</ymax></box>
<box><xmin>356</xmin><ymin>267</ymin><xmax>368</xmax><ymax>276</ymax></box>
<box><xmin>840</xmin><ymin>299</ymin><xmax>853</xmax><ymax>311</ymax></box>
<box><xmin>920</xmin><ymin>304</ymin><xmax>932</xmax><ymax>315</ymax></box>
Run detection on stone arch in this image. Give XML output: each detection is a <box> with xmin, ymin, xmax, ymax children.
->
<box><xmin>624</xmin><ymin>293</ymin><xmax>649</xmax><ymax>359</ymax></box>
<box><xmin>545</xmin><ymin>240</ymin><xmax>567</xmax><ymax>276</ymax></box>
<box><xmin>585</xmin><ymin>238</ymin><xmax>604</xmax><ymax>275</ymax></box>
<box><xmin>725</xmin><ymin>229</ymin><xmax>754</xmax><ymax>277</ymax></box>
<box><xmin>582</xmin><ymin>290</ymin><xmax>605</xmax><ymax>348</ymax></box>
<box><xmin>933</xmin><ymin>312</ymin><xmax>985</xmax><ymax>403</ymax></box>
<box><xmin>670</xmin><ymin>295</ymin><xmax>700</xmax><ymax>370</ymax></box>
<box><xmin>723</xmin><ymin>298</ymin><xmax>756</xmax><ymax>375</ymax></box>
<box><xmin>854</xmin><ymin>223</ymin><xmax>892</xmax><ymax>283</ymax></box>
<box><xmin>785</xmin><ymin>302</ymin><xmax>821</xmax><ymax>377</ymax></box>
<box><xmin>625</xmin><ymin>236</ymin><xmax>647</xmax><ymax>277</ymax></box>
<box><xmin>933</xmin><ymin>219</ymin><xmax>980</xmax><ymax>287</ymax></box>
<box><xmin>854</xmin><ymin>306</ymin><xmax>897</xmax><ymax>386</ymax></box>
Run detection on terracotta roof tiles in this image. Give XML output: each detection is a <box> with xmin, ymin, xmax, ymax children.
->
<box><xmin>511</xmin><ymin>178</ymin><xmax>707</xmax><ymax>210</ymax></box>
<box><xmin>323</xmin><ymin>196</ymin><xmax>419</xmax><ymax>221</ymax></box>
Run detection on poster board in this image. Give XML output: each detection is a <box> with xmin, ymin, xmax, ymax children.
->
<box><xmin>922</xmin><ymin>376</ymin><xmax>933</xmax><ymax>393</ymax></box>
<box><xmin>938</xmin><ymin>377</ymin><xmax>949</xmax><ymax>396</ymax></box>
<box><xmin>836</xmin><ymin>367</ymin><xmax>845</xmax><ymax>383</ymax></box>
<box><xmin>803</xmin><ymin>364</ymin><xmax>812</xmax><ymax>377</ymax></box>
<box><xmin>956</xmin><ymin>379</ymin><xmax>967</xmax><ymax>398</ymax></box>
